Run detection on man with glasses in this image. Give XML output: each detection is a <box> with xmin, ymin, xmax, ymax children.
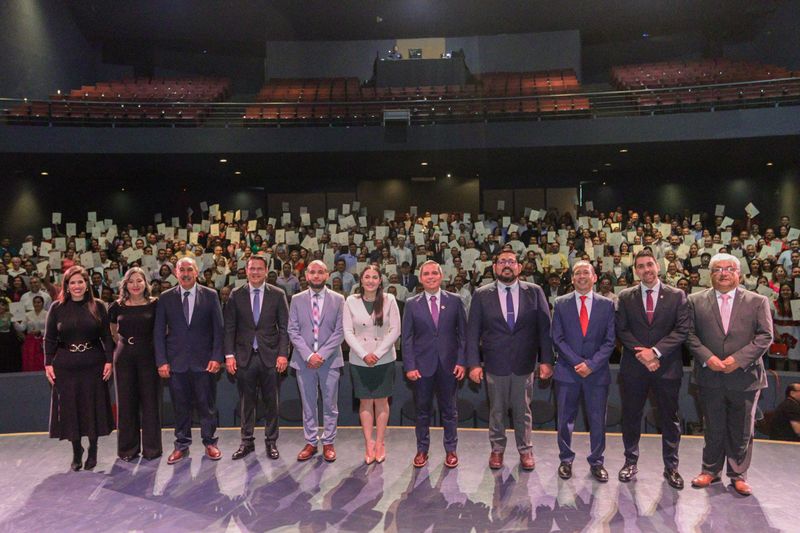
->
<box><xmin>466</xmin><ymin>250</ymin><xmax>554</xmax><ymax>470</ymax></box>
<box><xmin>686</xmin><ymin>253</ymin><xmax>772</xmax><ymax>496</ymax></box>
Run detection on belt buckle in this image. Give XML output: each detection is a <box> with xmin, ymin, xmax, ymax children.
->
<box><xmin>78</xmin><ymin>342</ymin><xmax>88</xmax><ymax>352</ymax></box>
<box><xmin>127</xmin><ymin>337</ymin><xmax>135</xmax><ymax>345</ymax></box>
<box><xmin>69</xmin><ymin>343</ymin><xmax>78</xmax><ymax>352</ymax></box>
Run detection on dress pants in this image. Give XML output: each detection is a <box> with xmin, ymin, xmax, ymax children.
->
<box><xmin>237</xmin><ymin>350</ymin><xmax>279</xmax><ymax>445</ymax></box>
<box><xmin>296</xmin><ymin>364</ymin><xmax>340</xmax><ymax>446</ymax></box>
<box><xmin>114</xmin><ymin>353</ymin><xmax>162</xmax><ymax>458</ymax></box>
<box><xmin>486</xmin><ymin>372</ymin><xmax>534</xmax><ymax>454</ymax></box>
<box><xmin>556</xmin><ymin>380</ymin><xmax>608</xmax><ymax>466</ymax></box>
<box><xmin>414</xmin><ymin>361</ymin><xmax>458</xmax><ymax>453</ymax></box>
<box><xmin>168</xmin><ymin>370</ymin><xmax>218</xmax><ymax>450</ymax></box>
<box><xmin>620</xmin><ymin>374</ymin><xmax>681</xmax><ymax>469</ymax></box>
<box><xmin>699</xmin><ymin>387</ymin><xmax>760</xmax><ymax>480</ymax></box>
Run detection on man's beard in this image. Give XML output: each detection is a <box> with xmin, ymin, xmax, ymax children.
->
<box><xmin>309</xmin><ymin>281</ymin><xmax>326</xmax><ymax>290</ymax></box>
<box><xmin>496</xmin><ymin>268</ymin><xmax>517</xmax><ymax>283</ymax></box>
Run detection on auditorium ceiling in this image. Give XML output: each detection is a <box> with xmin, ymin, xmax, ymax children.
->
<box><xmin>67</xmin><ymin>0</ymin><xmax>775</xmax><ymax>53</ymax></box>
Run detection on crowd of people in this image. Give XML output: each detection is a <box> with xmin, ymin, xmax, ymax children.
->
<box><xmin>0</xmin><ymin>201</ymin><xmax>798</xmax><ymax>491</ymax></box>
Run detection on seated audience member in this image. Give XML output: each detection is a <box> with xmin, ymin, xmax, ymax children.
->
<box><xmin>770</xmin><ymin>282</ymin><xmax>800</xmax><ymax>371</ymax></box>
<box><xmin>770</xmin><ymin>384</ymin><xmax>800</xmax><ymax>442</ymax></box>
<box><xmin>0</xmin><ymin>298</ymin><xmax>22</xmax><ymax>372</ymax></box>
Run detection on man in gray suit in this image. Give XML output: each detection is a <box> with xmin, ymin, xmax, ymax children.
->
<box><xmin>288</xmin><ymin>260</ymin><xmax>345</xmax><ymax>462</ymax></box>
<box><xmin>224</xmin><ymin>255</ymin><xmax>290</xmax><ymax>460</ymax></box>
<box><xmin>686</xmin><ymin>253</ymin><xmax>772</xmax><ymax>496</ymax></box>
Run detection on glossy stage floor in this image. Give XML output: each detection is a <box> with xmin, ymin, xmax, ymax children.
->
<box><xmin>0</xmin><ymin>427</ymin><xmax>797</xmax><ymax>532</ymax></box>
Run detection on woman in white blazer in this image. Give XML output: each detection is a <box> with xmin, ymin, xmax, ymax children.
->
<box><xmin>343</xmin><ymin>265</ymin><xmax>401</xmax><ymax>464</ymax></box>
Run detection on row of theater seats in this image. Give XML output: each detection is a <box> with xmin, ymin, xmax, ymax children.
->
<box><xmin>242</xmin><ymin>96</ymin><xmax>591</xmax><ymax>123</ymax></box>
<box><xmin>255</xmin><ymin>69</ymin><xmax>582</xmax><ymax>103</ymax></box>
<box><xmin>637</xmin><ymin>84</ymin><xmax>800</xmax><ymax>109</ymax></box>
<box><xmin>50</xmin><ymin>77</ymin><xmax>231</xmax><ymax>102</ymax></box>
<box><xmin>7</xmin><ymin>102</ymin><xmax>207</xmax><ymax>124</ymax></box>
<box><xmin>612</xmin><ymin>58</ymin><xmax>793</xmax><ymax>89</ymax></box>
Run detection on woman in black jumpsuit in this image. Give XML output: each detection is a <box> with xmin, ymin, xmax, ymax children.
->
<box><xmin>44</xmin><ymin>266</ymin><xmax>114</xmax><ymax>471</ymax></box>
<box><xmin>108</xmin><ymin>267</ymin><xmax>162</xmax><ymax>461</ymax></box>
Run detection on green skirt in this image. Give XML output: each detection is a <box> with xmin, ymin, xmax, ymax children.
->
<box><xmin>351</xmin><ymin>361</ymin><xmax>396</xmax><ymax>399</ymax></box>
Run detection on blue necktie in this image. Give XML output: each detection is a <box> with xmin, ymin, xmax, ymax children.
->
<box><xmin>505</xmin><ymin>287</ymin><xmax>515</xmax><ymax>330</ymax></box>
<box><xmin>182</xmin><ymin>291</ymin><xmax>191</xmax><ymax>325</ymax></box>
<box><xmin>252</xmin><ymin>288</ymin><xmax>261</xmax><ymax>349</ymax></box>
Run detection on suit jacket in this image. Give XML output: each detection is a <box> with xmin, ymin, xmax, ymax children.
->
<box><xmin>154</xmin><ymin>284</ymin><xmax>224</xmax><ymax>372</ymax></box>
<box><xmin>686</xmin><ymin>287</ymin><xmax>773</xmax><ymax>391</ymax></box>
<box><xmin>343</xmin><ymin>293</ymin><xmax>401</xmax><ymax>367</ymax></box>
<box><xmin>223</xmin><ymin>283</ymin><xmax>289</xmax><ymax>368</ymax></box>
<box><xmin>466</xmin><ymin>281</ymin><xmax>554</xmax><ymax>376</ymax></box>
<box><xmin>551</xmin><ymin>291</ymin><xmax>616</xmax><ymax>385</ymax></box>
<box><xmin>616</xmin><ymin>284</ymin><xmax>689</xmax><ymax>380</ymax></box>
<box><xmin>400</xmin><ymin>273</ymin><xmax>419</xmax><ymax>292</ymax></box>
<box><xmin>401</xmin><ymin>291</ymin><xmax>467</xmax><ymax>378</ymax></box>
<box><xmin>287</xmin><ymin>288</ymin><xmax>345</xmax><ymax>370</ymax></box>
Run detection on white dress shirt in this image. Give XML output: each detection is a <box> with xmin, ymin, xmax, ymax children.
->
<box><xmin>574</xmin><ymin>290</ymin><xmax>593</xmax><ymax>318</ymax></box>
<box><xmin>497</xmin><ymin>280</ymin><xmax>520</xmax><ymax>319</ymax></box>
<box><xmin>179</xmin><ymin>283</ymin><xmax>197</xmax><ymax>324</ymax></box>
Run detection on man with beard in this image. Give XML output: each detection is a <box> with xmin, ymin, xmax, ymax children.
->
<box><xmin>466</xmin><ymin>250</ymin><xmax>554</xmax><ymax>470</ymax></box>
<box><xmin>155</xmin><ymin>257</ymin><xmax>225</xmax><ymax>464</ymax></box>
<box><xmin>287</xmin><ymin>260</ymin><xmax>345</xmax><ymax>462</ymax></box>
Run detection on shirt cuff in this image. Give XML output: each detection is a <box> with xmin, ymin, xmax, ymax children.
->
<box><xmin>653</xmin><ymin>347</ymin><xmax>662</xmax><ymax>359</ymax></box>
<box><xmin>225</xmin><ymin>354</ymin><xmax>235</xmax><ymax>359</ymax></box>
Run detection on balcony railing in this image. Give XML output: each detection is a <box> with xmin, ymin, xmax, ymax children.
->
<box><xmin>2</xmin><ymin>78</ymin><xmax>799</xmax><ymax>129</ymax></box>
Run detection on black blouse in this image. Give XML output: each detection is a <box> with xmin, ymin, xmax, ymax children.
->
<box><xmin>44</xmin><ymin>299</ymin><xmax>113</xmax><ymax>365</ymax></box>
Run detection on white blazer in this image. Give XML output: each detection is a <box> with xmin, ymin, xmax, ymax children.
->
<box><xmin>343</xmin><ymin>292</ymin><xmax>401</xmax><ymax>367</ymax></box>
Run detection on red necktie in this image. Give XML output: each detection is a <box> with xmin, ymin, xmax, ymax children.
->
<box><xmin>646</xmin><ymin>289</ymin><xmax>654</xmax><ymax>324</ymax></box>
<box><xmin>579</xmin><ymin>295</ymin><xmax>589</xmax><ymax>336</ymax></box>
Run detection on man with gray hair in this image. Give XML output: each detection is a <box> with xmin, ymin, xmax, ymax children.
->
<box><xmin>686</xmin><ymin>253</ymin><xmax>772</xmax><ymax>496</ymax></box>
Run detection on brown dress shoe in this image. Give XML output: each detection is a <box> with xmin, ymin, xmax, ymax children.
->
<box><xmin>167</xmin><ymin>448</ymin><xmax>189</xmax><ymax>465</ymax></box>
<box><xmin>732</xmin><ymin>479</ymin><xmax>752</xmax><ymax>496</ymax></box>
<box><xmin>489</xmin><ymin>451</ymin><xmax>504</xmax><ymax>469</ymax></box>
<box><xmin>444</xmin><ymin>451</ymin><xmax>459</xmax><ymax>468</ymax></box>
<box><xmin>691</xmin><ymin>473</ymin><xmax>721</xmax><ymax>488</ymax></box>
<box><xmin>205</xmin><ymin>444</ymin><xmax>222</xmax><ymax>460</ymax></box>
<box><xmin>297</xmin><ymin>444</ymin><xmax>318</xmax><ymax>461</ymax></box>
<box><xmin>413</xmin><ymin>451</ymin><xmax>428</xmax><ymax>468</ymax></box>
<box><xmin>323</xmin><ymin>444</ymin><xmax>336</xmax><ymax>462</ymax></box>
<box><xmin>519</xmin><ymin>452</ymin><xmax>535</xmax><ymax>471</ymax></box>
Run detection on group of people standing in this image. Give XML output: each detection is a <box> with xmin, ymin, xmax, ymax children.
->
<box><xmin>43</xmin><ymin>247</ymin><xmax>772</xmax><ymax>497</ymax></box>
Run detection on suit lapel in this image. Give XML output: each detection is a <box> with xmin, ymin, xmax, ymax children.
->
<box><xmin>585</xmin><ymin>291</ymin><xmax>601</xmax><ymax>337</ymax></box>
<box><xmin>727</xmin><ymin>288</ymin><xmax>745</xmax><ymax>335</ymax></box>
<box><xmin>632</xmin><ymin>285</ymin><xmax>648</xmax><ymax>325</ymax></box>
<box><xmin>706</xmin><ymin>289</ymin><xmax>725</xmax><ymax>335</ymax></box>
<box><xmin>513</xmin><ymin>284</ymin><xmax>531</xmax><ymax>332</ymax></box>
<box><xmin>420</xmin><ymin>293</ymin><xmax>437</xmax><ymax>330</ymax></box>
<box><xmin>486</xmin><ymin>284</ymin><xmax>508</xmax><ymax>330</ymax></box>
<box><xmin>189</xmin><ymin>286</ymin><xmax>201</xmax><ymax>327</ymax></box>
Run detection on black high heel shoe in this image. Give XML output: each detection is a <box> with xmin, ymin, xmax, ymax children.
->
<box><xmin>71</xmin><ymin>441</ymin><xmax>83</xmax><ymax>472</ymax></box>
<box><xmin>84</xmin><ymin>440</ymin><xmax>98</xmax><ymax>470</ymax></box>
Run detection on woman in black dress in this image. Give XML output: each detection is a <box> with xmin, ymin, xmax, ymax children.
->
<box><xmin>44</xmin><ymin>266</ymin><xmax>114</xmax><ymax>471</ymax></box>
<box><xmin>108</xmin><ymin>267</ymin><xmax>162</xmax><ymax>461</ymax></box>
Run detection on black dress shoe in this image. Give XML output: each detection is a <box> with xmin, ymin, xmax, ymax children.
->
<box><xmin>84</xmin><ymin>445</ymin><xmax>98</xmax><ymax>470</ymax></box>
<box><xmin>71</xmin><ymin>443</ymin><xmax>83</xmax><ymax>471</ymax></box>
<box><xmin>266</xmin><ymin>442</ymin><xmax>280</xmax><ymax>460</ymax></box>
<box><xmin>119</xmin><ymin>454</ymin><xmax>140</xmax><ymax>463</ymax></box>
<box><xmin>558</xmin><ymin>462</ymin><xmax>573</xmax><ymax>480</ymax></box>
<box><xmin>591</xmin><ymin>465</ymin><xmax>609</xmax><ymax>482</ymax></box>
<box><xmin>618</xmin><ymin>462</ymin><xmax>638</xmax><ymax>482</ymax></box>
<box><xmin>232</xmin><ymin>444</ymin><xmax>255</xmax><ymax>460</ymax></box>
<box><xmin>664</xmin><ymin>468</ymin><xmax>684</xmax><ymax>489</ymax></box>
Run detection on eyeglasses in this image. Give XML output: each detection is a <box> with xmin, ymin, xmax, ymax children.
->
<box><xmin>496</xmin><ymin>259</ymin><xmax>518</xmax><ymax>266</ymax></box>
<box><xmin>711</xmin><ymin>266</ymin><xmax>738</xmax><ymax>274</ymax></box>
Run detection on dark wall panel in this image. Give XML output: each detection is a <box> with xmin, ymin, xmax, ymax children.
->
<box><xmin>357</xmin><ymin>178</ymin><xmax>480</xmax><ymax>219</ymax></box>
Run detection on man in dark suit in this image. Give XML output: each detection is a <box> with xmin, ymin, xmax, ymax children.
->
<box><xmin>399</xmin><ymin>261</ymin><xmax>418</xmax><ymax>292</ymax></box>
<box><xmin>466</xmin><ymin>250</ymin><xmax>553</xmax><ymax>471</ymax></box>
<box><xmin>155</xmin><ymin>257</ymin><xmax>225</xmax><ymax>464</ymax></box>
<box><xmin>551</xmin><ymin>260</ymin><xmax>616</xmax><ymax>482</ymax></box>
<box><xmin>402</xmin><ymin>260</ymin><xmax>467</xmax><ymax>469</ymax></box>
<box><xmin>224</xmin><ymin>255</ymin><xmax>290</xmax><ymax>460</ymax></box>
<box><xmin>616</xmin><ymin>249</ymin><xmax>689</xmax><ymax>489</ymax></box>
<box><xmin>686</xmin><ymin>253</ymin><xmax>772</xmax><ymax>496</ymax></box>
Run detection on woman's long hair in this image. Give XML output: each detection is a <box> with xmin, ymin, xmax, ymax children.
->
<box><xmin>117</xmin><ymin>267</ymin><xmax>153</xmax><ymax>305</ymax></box>
<box><xmin>356</xmin><ymin>265</ymin><xmax>384</xmax><ymax>326</ymax></box>
<box><xmin>59</xmin><ymin>265</ymin><xmax>101</xmax><ymax>322</ymax></box>
<box><xmin>776</xmin><ymin>282</ymin><xmax>794</xmax><ymax>318</ymax></box>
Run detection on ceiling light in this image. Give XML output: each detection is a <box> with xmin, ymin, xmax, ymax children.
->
<box><xmin>235</xmin><ymin>171</ymin><xmax>242</xmax><ymax>175</ymax></box>
<box><xmin>121</xmin><ymin>188</ymin><xmax>125</xmax><ymax>191</ymax></box>
<box><xmin>592</xmin><ymin>169</ymin><xmax>599</xmax><ymax>173</ymax></box>
<box><xmin>604</xmin><ymin>163</ymin><xmax>612</xmax><ymax>167</ymax></box>
<box><xmin>766</xmin><ymin>162</ymin><xmax>774</xmax><ymax>166</ymax></box>
<box><xmin>421</xmin><ymin>162</ymin><xmax>428</xmax><ymax>166</ymax></box>
<box><xmin>446</xmin><ymin>173</ymin><xmax>452</xmax><ymax>178</ymax></box>
<box><xmin>219</xmin><ymin>158</ymin><xmax>227</xmax><ymax>163</ymax></box>
<box><xmin>619</xmin><ymin>148</ymin><xmax>628</xmax><ymax>153</ymax></box>
<box><xmin>40</xmin><ymin>171</ymin><xmax>48</xmax><ymax>176</ymax></box>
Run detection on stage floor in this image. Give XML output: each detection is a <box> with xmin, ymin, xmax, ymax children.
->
<box><xmin>0</xmin><ymin>427</ymin><xmax>797</xmax><ymax>532</ymax></box>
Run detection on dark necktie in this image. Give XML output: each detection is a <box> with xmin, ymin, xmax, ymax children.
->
<box><xmin>430</xmin><ymin>295</ymin><xmax>439</xmax><ymax>328</ymax></box>
<box><xmin>505</xmin><ymin>287</ymin><xmax>515</xmax><ymax>330</ymax></box>
<box><xmin>312</xmin><ymin>293</ymin><xmax>321</xmax><ymax>351</ymax></box>
<box><xmin>645</xmin><ymin>289</ymin><xmax>654</xmax><ymax>324</ymax></box>
<box><xmin>252</xmin><ymin>288</ymin><xmax>261</xmax><ymax>349</ymax></box>
<box><xmin>182</xmin><ymin>291</ymin><xmax>191</xmax><ymax>324</ymax></box>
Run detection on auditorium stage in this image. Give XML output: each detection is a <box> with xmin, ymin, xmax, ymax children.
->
<box><xmin>0</xmin><ymin>427</ymin><xmax>796</xmax><ymax>532</ymax></box>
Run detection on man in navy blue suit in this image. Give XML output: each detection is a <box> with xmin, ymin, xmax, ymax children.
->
<box><xmin>551</xmin><ymin>260</ymin><xmax>616</xmax><ymax>481</ymax></box>
<box><xmin>155</xmin><ymin>257</ymin><xmax>225</xmax><ymax>464</ymax></box>
<box><xmin>466</xmin><ymin>250</ymin><xmax>554</xmax><ymax>471</ymax></box>
<box><xmin>402</xmin><ymin>260</ymin><xmax>467</xmax><ymax>469</ymax></box>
